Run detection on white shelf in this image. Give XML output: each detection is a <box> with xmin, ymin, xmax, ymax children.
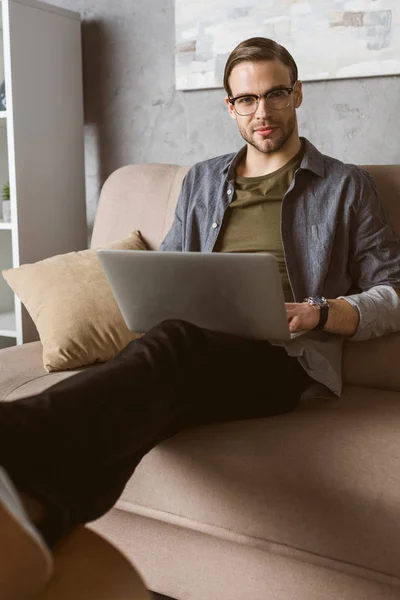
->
<box><xmin>0</xmin><ymin>0</ymin><xmax>85</xmax><ymax>346</ymax></box>
<box><xmin>11</xmin><ymin>0</ymin><xmax>80</xmax><ymax>22</ymax></box>
<box><xmin>0</xmin><ymin>309</ymin><xmax>17</xmax><ymax>337</ymax></box>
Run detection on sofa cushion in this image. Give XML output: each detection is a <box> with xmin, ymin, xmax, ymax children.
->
<box><xmin>0</xmin><ymin>342</ymin><xmax>81</xmax><ymax>401</ymax></box>
<box><xmin>2</xmin><ymin>231</ymin><xmax>147</xmax><ymax>372</ymax></box>
<box><xmin>343</xmin><ymin>332</ymin><xmax>400</xmax><ymax>392</ymax></box>
<box><xmin>90</xmin><ymin>164</ymin><xmax>190</xmax><ymax>250</ymax></box>
<box><xmin>363</xmin><ymin>165</ymin><xmax>400</xmax><ymax>238</ymax></box>
<box><xmin>117</xmin><ymin>386</ymin><xmax>400</xmax><ymax>582</ymax></box>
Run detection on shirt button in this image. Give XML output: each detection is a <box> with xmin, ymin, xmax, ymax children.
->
<box><xmin>212</xmin><ymin>222</ymin><xmax>219</xmax><ymax>229</ymax></box>
<box><xmin>227</xmin><ymin>189</ymin><xmax>232</xmax><ymax>195</ymax></box>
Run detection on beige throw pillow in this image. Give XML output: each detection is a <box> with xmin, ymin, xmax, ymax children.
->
<box><xmin>2</xmin><ymin>231</ymin><xmax>148</xmax><ymax>372</ymax></box>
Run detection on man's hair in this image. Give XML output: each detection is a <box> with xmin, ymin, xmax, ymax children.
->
<box><xmin>223</xmin><ymin>37</ymin><xmax>298</xmax><ymax>96</ymax></box>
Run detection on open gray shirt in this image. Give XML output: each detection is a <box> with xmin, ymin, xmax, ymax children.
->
<box><xmin>160</xmin><ymin>138</ymin><xmax>400</xmax><ymax>396</ymax></box>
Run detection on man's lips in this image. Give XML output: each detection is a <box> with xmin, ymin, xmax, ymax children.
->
<box><xmin>254</xmin><ymin>126</ymin><xmax>278</xmax><ymax>135</ymax></box>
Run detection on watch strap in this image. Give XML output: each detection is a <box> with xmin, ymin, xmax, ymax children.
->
<box><xmin>304</xmin><ymin>296</ymin><xmax>330</xmax><ymax>330</ymax></box>
<box><xmin>315</xmin><ymin>304</ymin><xmax>329</xmax><ymax>330</ymax></box>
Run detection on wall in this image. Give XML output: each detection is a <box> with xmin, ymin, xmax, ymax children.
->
<box><xmin>48</xmin><ymin>0</ymin><xmax>400</xmax><ymax>231</ymax></box>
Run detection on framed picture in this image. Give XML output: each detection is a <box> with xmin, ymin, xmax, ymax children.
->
<box><xmin>175</xmin><ymin>0</ymin><xmax>400</xmax><ymax>90</ymax></box>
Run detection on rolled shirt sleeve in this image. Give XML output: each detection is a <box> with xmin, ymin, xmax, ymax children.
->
<box><xmin>339</xmin><ymin>285</ymin><xmax>400</xmax><ymax>341</ymax></box>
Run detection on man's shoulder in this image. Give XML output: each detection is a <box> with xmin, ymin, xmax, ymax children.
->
<box><xmin>319</xmin><ymin>149</ymin><xmax>372</xmax><ymax>185</ymax></box>
<box><xmin>185</xmin><ymin>152</ymin><xmax>237</xmax><ymax>180</ymax></box>
<box><xmin>303</xmin><ymin>138</ymin><xmax>371</xmax><ymax>185</ymax></box>
<box><xmin>316</xmin><ymin>151</ymin><xmax>377</xmax><ymax>210</ymax></box>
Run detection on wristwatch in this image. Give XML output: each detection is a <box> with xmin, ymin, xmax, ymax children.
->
<box><xmin>304</xmin><ymin>296</ymin><xmax>330</xmax><ymax>330</ymax></box>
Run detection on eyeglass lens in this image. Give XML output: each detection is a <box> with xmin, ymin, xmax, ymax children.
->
<box><xmin>234</xmin><ymin>90</ymin><xmax>291</xmax><ymax>115</ymax></box>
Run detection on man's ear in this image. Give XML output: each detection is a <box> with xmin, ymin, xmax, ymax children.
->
<box><xmin>294</xmin><ymin>81</ymin><xmax>303</xmax><ymax>109</ymax></box>
<box><xmin>225</xmin><ymin>96</ymin><xmax>237</xmax><ymax>121</ymax></box>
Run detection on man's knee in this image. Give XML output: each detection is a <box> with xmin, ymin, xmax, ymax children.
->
<box><xmin>148</xmin><ymin>318</ymin><xmax>201</xmax><ymax>338</ymax></box>
<box><xmin>119</xmin><ymin>320</ymin><xmax>203</xmax><ymax>358</ymax></box>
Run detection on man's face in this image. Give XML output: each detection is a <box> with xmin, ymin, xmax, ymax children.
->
<box><xmin>226</xmin><ymin>59</ymin><xmax>303</xmax><ymax>154</ymax></box>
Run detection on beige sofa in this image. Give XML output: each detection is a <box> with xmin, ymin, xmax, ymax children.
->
<box><xmin>1</xmin><ymin>163</ymin><xmax>400</xmax><ymax>600</ymax></box>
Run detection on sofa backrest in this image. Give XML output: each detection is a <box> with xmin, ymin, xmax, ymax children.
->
<box><xmin>91</xmin><ymin>164</ymin><xmax>400</xmax><ymax>249</ymax></box>
<box><xmin>91</xmin><ymin>162</ymin><xmax>400</xmax><ymax>393</ymax></box>
<box><xmin>362</xmin><ymin>166</ymin><xmax>400</xmax><ymax>237</ymax></box>
<box><xmin>91</xmin><ymin>164</ymin><xmax>190</xmax><ymax>250</ymax></box>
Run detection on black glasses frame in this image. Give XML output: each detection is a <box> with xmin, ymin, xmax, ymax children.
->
<box><xmin>228</xmin><ymin>81</ymin><xmax>298</xmax><ymax>115</ymax></box>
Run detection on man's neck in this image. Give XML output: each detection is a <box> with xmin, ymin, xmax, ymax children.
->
<box><xmin>237</xmin><ymin>134</ymin><xmax>302</xmax><ymax>178</ymax></box>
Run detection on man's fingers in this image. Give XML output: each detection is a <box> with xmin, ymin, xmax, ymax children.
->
<box><xmin>289</xmin><ymin>315</ymin><xmax>301</xmax><ymax>331</ymax></box>
<box><xmin>285</xmin><ymin>302</ymin><xmax>300</xmax><ymax>309</ymax></box>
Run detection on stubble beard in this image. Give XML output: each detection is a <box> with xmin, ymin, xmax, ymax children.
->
<box><xmin>238</xmin><ymin>112</ymin><xmax>297</xmax><ymax>155</ymax></box>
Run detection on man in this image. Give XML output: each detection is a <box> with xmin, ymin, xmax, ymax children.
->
<box><xmin>1</xmin><ymin>37</ymin><xmax>400</xmax><ymax>596</ymax></box>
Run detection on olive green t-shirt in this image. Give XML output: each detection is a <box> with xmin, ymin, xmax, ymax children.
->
<box><xmin>214</xmin><ymin>147</ymin><xmax>304</xmax><ymax>302</ymax></box>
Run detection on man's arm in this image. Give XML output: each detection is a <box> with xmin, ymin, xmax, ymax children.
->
<box><xmin>288</xmin><ymin>169</ymin><xmax>400</xmax><ymax>339</ymax></box>
<box><xmin>337</xmin><ymin>169</ymin><xmax>400</xmax><ymax>340</ymax></box>
<box><xmin>287</xmin><ymin>287</ymin><xmax>400</xmax><ymax>337</ymax></box>
<box><xmin>286</xmin><ymin>298</ymin><xmax>360</xmax><ymax>336</ymax></box>
<box><xmin>159</xmin><ymin>212</ymin><xmax>183</xmax><ymax>252</ymax></box>
<box><xmin>159</xmin><ymin>174</ymin><xmax>189</xmax><ymax>252</ymax></box>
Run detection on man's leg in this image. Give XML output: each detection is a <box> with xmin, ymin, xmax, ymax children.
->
<box><xmin>0</xmin><ymin>319</ymin><xmax>311</xmax><ymax>546</ymax></box>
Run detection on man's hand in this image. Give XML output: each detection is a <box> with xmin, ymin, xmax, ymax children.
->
<box><xmin>286</xmin><ymin>299</ymin><xmax>360</xmax><ymax>336</ymax></box>
<box><xmin>286</xmin><ymin>302</ymin><xmax>320</xmax><ymax>333</ymax></box>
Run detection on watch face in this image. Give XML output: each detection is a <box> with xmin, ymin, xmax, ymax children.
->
<box><xmin>307</xmin><ymin>296</ymin><xmax>329</xmax><ymax>307</ymax></box>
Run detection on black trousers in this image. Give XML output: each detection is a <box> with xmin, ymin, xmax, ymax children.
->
<box><xmin>0</xmin><ymin>319</ymin><xmax>311</xmax><ymax>546</ymax></box>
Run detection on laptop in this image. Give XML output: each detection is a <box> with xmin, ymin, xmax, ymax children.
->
<box><xmin>97</xmin><ymin>250</ymin><xmax>293</xmax><ymax>342</ymax></box>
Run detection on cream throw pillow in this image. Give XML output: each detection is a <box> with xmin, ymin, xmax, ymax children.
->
<box><xmin>2</xmin><ymin>231</ymin><xmax>148</xmax><ymax>372</ymax></box>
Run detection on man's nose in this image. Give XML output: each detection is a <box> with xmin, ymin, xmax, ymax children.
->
<box><xmin>254</xmin><ymin>96</ymin><xmax>272</xmax><ymax>119</ymax></box>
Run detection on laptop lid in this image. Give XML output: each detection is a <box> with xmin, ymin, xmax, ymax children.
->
<box><xmin>98</xmin><ymin>250</ymin><xmax>291</xmax><ymax>341</ymax></box>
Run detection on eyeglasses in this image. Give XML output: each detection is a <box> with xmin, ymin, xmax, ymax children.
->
<box><xmin>229</xmin><ymin>82</ymin><xmax>298</xmax><ymax>116</ymax></box>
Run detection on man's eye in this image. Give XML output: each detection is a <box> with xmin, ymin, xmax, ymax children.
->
<box><xmin>237</xmin><ymin>96</ymin><xmax>255</xmax><ymax>105</ymax></box>
<box><xmin>269</xmin><ymin>90</ymin><xmax>286</xmax><ymax>98</ymax></box>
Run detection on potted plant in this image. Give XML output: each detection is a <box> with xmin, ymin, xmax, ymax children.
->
<box><xmin>2</xmin><ymin>181</ymin><xmax>10</xmax><ymax>222</ymax></box>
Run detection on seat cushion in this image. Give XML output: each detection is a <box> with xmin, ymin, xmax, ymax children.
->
<box><xmin>2</xmin><ymin>342</ymin><xmax>400</xmax><ymax>584</ymax></box>
<box><xmin>117</xmin><ymin>386</ymin><xmax>400</xmax><ymax>583</ymax></box>
<box><xmin>0</xmin><ymin>342</ymin><xmax>83</xmax><ymax>401</ymax></box>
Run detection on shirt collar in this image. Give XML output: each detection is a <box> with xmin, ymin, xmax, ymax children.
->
<box><xmin>222</xmin><ymin>136</ymin><xmax>325</xmax><ymax>181</ymax></box>
<box><xmin>299</xmin><ymin>137</ymin><xmax>325</xmax><ymax>177</ymax></box>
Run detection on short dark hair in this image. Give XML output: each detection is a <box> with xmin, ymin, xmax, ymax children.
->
<box><xmin>223</xmin><ymin>37</ymin><xmax>298</xmax><ymax>96</ymax></box>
